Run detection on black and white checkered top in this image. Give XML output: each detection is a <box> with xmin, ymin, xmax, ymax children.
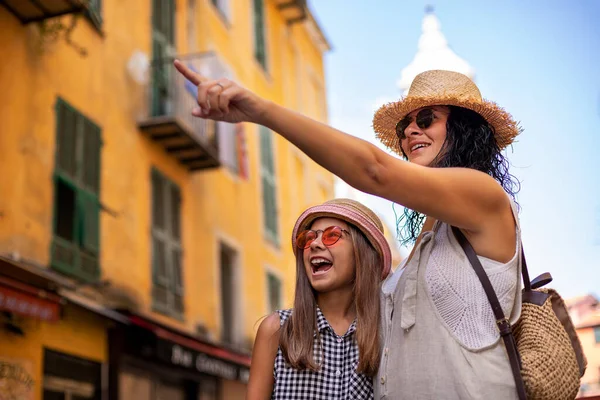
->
<box><xmin>272</xmin><ymin>308</ymin><xmax>373</xmax><ymax>399</ymax></box>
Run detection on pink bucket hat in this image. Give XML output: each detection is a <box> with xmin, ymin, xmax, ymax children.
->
<box><xmin>291</xmin><ymin>198</ymin><xmax>392</xmax><ymax>280</ymax></box>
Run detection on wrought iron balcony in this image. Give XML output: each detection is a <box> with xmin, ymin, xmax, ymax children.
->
<box><xmin>0</xmin><ymin>0</ymin><xmax>91</xmax><ymax>24</ymax></box>
<box><xmin>275</xmin><ymin>0</ymin><xmax>307</xmax><ymax>24</ymax></box>
<box><xmin>138</xmin><ymin>54</ymin><xmax>221</xmax><ymax>171</ymax></box>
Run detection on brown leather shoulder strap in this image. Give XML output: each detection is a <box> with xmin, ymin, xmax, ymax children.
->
<box><xmin>451</xmin><ymin>226</ymin><xmax>527</xmax><ymax>400</ymax></box>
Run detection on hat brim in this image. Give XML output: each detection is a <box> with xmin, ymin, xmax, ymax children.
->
<box><xmin>292</xmin><ymin>205</ymin><xmax>392</xmax><ymax>280</ymax></box>
<box><xmin>373</xmin><ymin>94</ymin><xmax>522</xmax><ymax>156</ymax></box>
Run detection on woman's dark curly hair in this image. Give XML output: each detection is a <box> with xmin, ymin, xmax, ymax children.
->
<box><xmin>396</xmin><ymin>106</ymin><xmax>521</xmax><ymax>245</ymax></box>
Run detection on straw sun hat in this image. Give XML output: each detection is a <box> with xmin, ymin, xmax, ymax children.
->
<box><xmin>373</xmin><ymin>70</ymin><xmax>522</xmax><ymax>156</ymax></box>
<box><xmin>292</xmin><ymin>198</ymin><xmax>392</xmax><ymax>280</ymax></box>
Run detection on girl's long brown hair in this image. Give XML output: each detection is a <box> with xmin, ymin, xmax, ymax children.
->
<box><xmin>279</xmin><ymin>223</ymin><xmax>383</xmax><ymax>376</ymax></box>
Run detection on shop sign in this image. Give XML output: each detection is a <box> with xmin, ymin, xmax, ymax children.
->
<box><xmin>158</xmin><ymin>341</ymin><xmax>249</xmax><ymax>383</ymax></box>
<box><xmin>0</xmin><ymin>284</ymin><xmax>60</xmax><ymax>322</ymax></box>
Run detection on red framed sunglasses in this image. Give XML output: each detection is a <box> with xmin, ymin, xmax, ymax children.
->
<box><xmin>296</xmin><ymin>226</ymin><xmax>350</xmax><ymax>249</ymax></box>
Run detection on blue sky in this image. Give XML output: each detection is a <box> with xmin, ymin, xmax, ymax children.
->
<box><xmin>311</xmin><ymin>0</ymin><xmax>600</xmax><ymax>298</ymax></box>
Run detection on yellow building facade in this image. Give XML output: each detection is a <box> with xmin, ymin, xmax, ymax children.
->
<box><xmin>0</xmin><ymin>0</ymin><xmax>333</xmax><ymax>398</ymax></box>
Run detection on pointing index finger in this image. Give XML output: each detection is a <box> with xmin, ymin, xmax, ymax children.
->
<box><xmin>174</xmin><ymin>59</ymin><xmax>203</xmax><ymax>86</ymax></box>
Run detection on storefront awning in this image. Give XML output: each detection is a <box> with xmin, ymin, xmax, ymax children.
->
<box><xmin>121</xmin><ymin>312</ymin><xmax>251</xmax><ymax>382</ymax></box>
<box><xmin>0</xmin><ymin>255</ymin><xmax>129</xmax><ymax>325</ymax></box>
<box><xmin>59</xmin><ymin>289</ymin><xmax>130</xmax><ymax>325</ymax></box>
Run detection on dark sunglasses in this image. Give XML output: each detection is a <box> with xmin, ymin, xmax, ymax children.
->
<box><xmin>296</xmin><ymin>226</ymin><xmax>350</xmax><ymax>249</ymax></box>
<box><xmin>395</xmin><ymin>108</ymin><xmax>437</xmax><ymax>140</ymax></box>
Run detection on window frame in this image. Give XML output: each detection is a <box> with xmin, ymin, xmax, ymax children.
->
<box><xmin>51</xmin><ymin>98</ymin><xmax>102</xmax><ymax>283</ymax></box>
<box><xmin>150</xmin><ymin>168</ymin><xmax>184</xmax><ymax>319</ymax></box>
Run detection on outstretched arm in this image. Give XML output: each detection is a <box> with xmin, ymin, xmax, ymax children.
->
<box><xmin>174</xmin><ymin>60</ymin><xmax>510</xmax><ymax>234</ymax></box>
<box><xmin>261</xmin><ymin>101</ymin><xmax>510</xmax><ymax>233</ymax></box>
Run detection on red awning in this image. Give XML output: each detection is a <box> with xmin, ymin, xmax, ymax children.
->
<box><xmin>0</xmin><ymin>275</ymin><xmax>62</xmax><ymax>322</ymax></box>
<box><xmin>127</xmin><ymin>313</ymin><xmax>251</xmax><ymax>368</ymax></box>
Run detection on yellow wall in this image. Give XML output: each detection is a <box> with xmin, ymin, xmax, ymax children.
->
<box><xmin>0</xmin><ymin>305</ymin><xmax>109</xmax><ymax>400</ymax></box>
<box><xmin>0</xmin><ymin>0</ymin><xmax>333</xmax><ymax>352</ymax></box>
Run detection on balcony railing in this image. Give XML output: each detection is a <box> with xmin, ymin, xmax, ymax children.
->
<box><xmin>275</xmin><ymin>0</ymin><xmax>307</xmax><ymax>24</ymax></box>
<box><xmin>1</xmin><ymin>0</ymin><xmax>90</xmax><ymax>24</ymax></box>
<box><xmin>138</xmin><ymin>54</ymin><xmax>221</xmax><ymax>172</ymax></box>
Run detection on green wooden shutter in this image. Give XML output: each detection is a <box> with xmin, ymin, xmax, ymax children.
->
<box><xmin>171</xmin><ymin>248</ymin><xmax>183</xmax><ymax>313</ymax></box>
<box><xmin>151</xmin><ymin>169</ymin><xmax>169</xmax><ymax>289</ymax></box>
<box><xmin>55</xmin><ymin>99</ymin><xmax>79</xmax><ymax>179</ymax></box>
<box><xmin>151</xmin><ymin>0</ymin><xmax>175</xmax><ymax>52</ymax></box>
<box><xmin>167</xmin><ymin>0</ymin><xmax>175</xmax><ymax>44</ymax></box>
<box><xmin>168</xmin><ymin>181</ymin><xmax>183</xmax><ymax>314</ymax></box>
<box><xmin>260</xmin><ymin>127</ymin><xmax>278</xmax><ymax>244</ymax></box>
<box><xmin>151</xmin><ymin>0</ymin><xmax>176</xmax><ymax>117</ymax></box>
<box><xmin>78</xmin><ymin>110</ymin><xmax>101</xmax><ymax>280</ymax></box>
<box><xmin>151</xmin><ymin>235</ymin><xmax>169</xmax><ymax>286</ymax></box>
<box><xmin>151</xmin><ymin>169</ymin><xmax>166</xmax><ymax>230</ymax></box>
<box><xmin>77</xmin><ymin>189</ymin><xmax>100</xmax><ymax>281</ymax></box>
<box><xmin>152</xmin><ymin>236</ymin><xmax>170</xmax><ymax>311</ymax></box>
<box><xmin>151</xmin><ymin>169</ymin><xmax>183</xmax><ymax>316</ymax></box>
<box><xmin>169</xmin><ymin>182</ymin><xmax>181</xmax><ymax>241</ymax></box>
<box><xmin>82</xmin><ymin>118</ymin><xmax>102</xmax><ymax>194</ymax></box>
<box><xmin>260</xmin><ymin>126</ymin><xmax>275</xmax><ymax>174</ymax></box>
<box><xmin>265</xmin><ymin>180</ymin><xmax>277</xmax><ymax>237</ymax></box>
<box><xmin>78</xmin><ymin>190</ymin><xmax>100</xmax><ymax>256</ymax></box>
<box><xmin>253</xmin><ymin>0</ymin><xmax>266</xmax><ymax>68</ymax></box>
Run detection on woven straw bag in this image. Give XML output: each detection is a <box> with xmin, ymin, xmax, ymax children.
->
<box><xmin>452</xmin><ymin>227</ymin><xmax>587</xmax><ymax>400</ymax></box>
<box><xmin>513</xmin><ymin>288</ymin><xmax>587</xmax><ymax>399</ymax></box>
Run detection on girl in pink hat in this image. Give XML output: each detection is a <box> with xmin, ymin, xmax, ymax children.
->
<box><xmin>246</xmin><ymin>198</ymin><xmax>391</xmax><ymax>399</ymax></box>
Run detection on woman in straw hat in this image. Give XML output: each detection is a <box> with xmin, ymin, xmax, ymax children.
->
<box><xmin>174</xmin><ymin>62</ymin><xmax>523</xmax><ymax>399</ymax></box>
<box><xmin>247</xmin><ymin>199</ymin><xmax>391</xmax><ymax>399</ymax></box>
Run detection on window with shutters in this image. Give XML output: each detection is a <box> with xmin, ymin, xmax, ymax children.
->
<box><xmin>52</xmin><ymin>98</ymin><xmax>102</xmax><ymax>283</ymax></box>
<box><xmin>266</xmin><ymin>271</ymin><xmax>282</xmax><ymax>312</ymax></box>
<box><xmin>252</xmin><ymin>0</ymin><xmax>267</xmax><ymax>70</ymax></box>
<box><xmin>151</xmin><ymin>169</ymin><xmax>184</xmax><ymax>318</ymax></box>
<box><xmin>259</xmin><ymin>126</ymin><xmax>279</xmax><ymax>245</ymax></box>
